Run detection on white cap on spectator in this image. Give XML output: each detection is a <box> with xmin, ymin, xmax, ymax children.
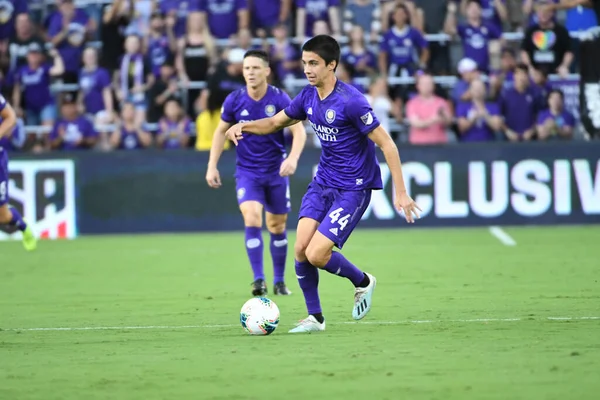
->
<box><xmin>457</xmin><ymin>58</ymin><xmax>478</xmax><ymax>74</ymax></box>
<box><xmin>228</xmin><ymin>48</ymin><xmax>246</xmax><ymax>64</ymax></box>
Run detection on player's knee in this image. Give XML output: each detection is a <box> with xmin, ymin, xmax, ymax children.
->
<box><xmin>305</xmin><ymin>246</ymin><xmax>329</xmax><ymax>268</ymax></box>
<box><xmin>294</xmin><ymin>240</ymin><xmax>309</xmax><ymax>261</ymax></box>
<box><xmin>0</xmin><ymin>206</ymin><xmax>11</xmax><ymax>224</ymax></box>
<box><xmin>241</xmin><ymin>210</ymin><xmax>262</xmax><ymax>227</ymax></box>
<box><xmin>266</xmin><ymin>218</ymin><xmax>286</xmax><ymax>234</ymax></box>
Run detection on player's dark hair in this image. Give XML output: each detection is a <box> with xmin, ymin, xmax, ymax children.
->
<box><xmin>302</xmin><ymin>35</ymin><xmax>340</xmax><ymax>72</ymax></box>
<box><xmin>244</xmin><ymin>49</ymin><xmax>270</xmax><ymax>65</ymax></box>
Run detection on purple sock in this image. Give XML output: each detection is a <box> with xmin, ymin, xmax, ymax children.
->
<box><xmin>270</xmin><ymin>232</ymin><xmax>287</xmax><ymax>284</ymax></box>
<box><xmin>323</xmin><ymin>252</ymin><xmax>365</xmax><ymax>287</ymax></box>
<box><xmin>295</xmin><ymin>260</ymin><xmax>321</xmax><ymax>315</ymax></box>
<box><xmin>245</xmin><ymin>227</ymin><xmax>264</xmax><ymax>281</ymax></box>
<box><xmin>9</xmin><ymin>208</ymin><xmax>27</xmax><ymax>231</ymax></box>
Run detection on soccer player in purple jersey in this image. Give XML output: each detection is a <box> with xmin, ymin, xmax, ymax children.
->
<box><xmin>206</xmin><ymin>50</ymin><xmax>307</xmax><ymax>297</ymax></box>
<box><xmin>225</xmin><ymin>35</ymin><xmax>421</xmax><ymax>333</ymax></box>
<box><xmin>0</xmin><ymin>94</ymin><xmax>37</xmax><ymax>251</ymax></box>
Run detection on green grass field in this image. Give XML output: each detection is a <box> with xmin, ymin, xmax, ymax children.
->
<box><xmin>1</xmin><ymin>226</ymin><xmax>599</xmax><ymax>400</ymax></box>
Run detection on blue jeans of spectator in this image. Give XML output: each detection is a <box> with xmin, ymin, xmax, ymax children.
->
<box><xmin>25</xmin><ymin>104</ymin><xmax>57</xmax><ymax>126</ymax></box>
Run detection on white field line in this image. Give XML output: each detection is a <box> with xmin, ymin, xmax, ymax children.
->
<box><xmin>489</xmin><ymin>226</ymin><xmax>517</xmax><ymax>246</ymax></box>
<box><xmin>2</xmin><ymin>316</ymin><xmax>599</xmax><ymax>332</ymax></box>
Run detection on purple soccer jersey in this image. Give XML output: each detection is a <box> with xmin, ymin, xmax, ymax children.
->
<box><xmin>379</xmin><ymin>26</ymin><xmax>428</xmax><ymax>74</ymax></box>
<box><xmin>341</xmin><ymin>47</ymin><xmax>377</xmax><ymax>77</ymax></box>
<box><xmin>46</xmin><ymin>8</ymin><xmax>90</xmax><ymax>73</ymax></box>
<box><xmin>158</xmin><ymin>118</ymin><xmax>192</xmax><ymax>149</ymax></box>
<box><xmin>537</xmin><ymin>109</ymin><xmax>575</xmax><ymax>137</ymax></box>
<box><xmin>147</xmin><ymin>34</ymin><xmax>173</xmax><ymax>77</ymax></box>
<box><xmin>205</xmin><ymin>0</ymin><xmax>248</xmax><ymax>39</ymax></box>
<box><xmin>118</xmin><ymin>126</ymin><xmax>144</xmax><ymax>150</ymax></box>
<box><xmin>0</xmin><ymin>94</ymin><xmax>9</xmax><ymax>206</ymax></box>
<box><xmin>480</xmin><ymin>0</ymin><xmax>505</xmax><ymax>33</ymax></box>
<box><xmin>296</xmin><ymin>0</ymin><xmax>340</xmax><ymax>37</ymax></box>
<box><xmin>221</xmin><ymin>85</ymin><xmax>292</xmax><ymax>213</ymax></box>
<box><xmin>79</xmin><ymin>67</ymin><xmax>111</xmax><ymax>114</ymax></box>
<box><xmin>456</xmin><ymin>101</ymin><xmax>500</xmax><ymax>142</ymax></box>
<box><xmin>500</xmin><ymin>86</ymin><xmax>542</xmax><ymax>136</ymax></box>
<box><xmin>0</xmin><ymin>0</ymin><xmax>28</xmax><ymax>40</ymax></box>
<box><xmin>251</xmin><ymin>0</ymin><xmax>282</xmax><ymax>30</ymax></box>
<box><xmin>458</xmin><ymin>22</ymin><xmax>502</xmax><ymax>72</ymax></box>
<box><xmin>49</xmin><ymin>116</ymin><xmax>98</xmax><ymax>150</ymax></box>
<box><xmin>16</xmin><ymin>63</ymin><xmax>54</xmax><ymax>112</ymax></box>
<box><xmin>284</xmin><ymin>80</ymin><xmax>382</xmax><ymax>248</ymax></box>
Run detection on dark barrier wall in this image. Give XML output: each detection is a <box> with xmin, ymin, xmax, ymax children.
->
<box><xmin>7</xmin><ymin>142</ymin><xmax>600</xmax><ymax>235</ymax></box>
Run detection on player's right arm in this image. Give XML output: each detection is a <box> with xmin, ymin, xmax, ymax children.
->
<box><xmin>206</xmin><ymin>119</ymin><xmax>232</xmax><ymax>188</ymax></box>
<box><xmin>0</xmin><ymin>96</ymin><xmax>17</xmax><ymax>139</ymax></box>
<box><xmin>224</xmin><ymin>110</ymin><xmax>301</xmax><ymax>145</ymax></box>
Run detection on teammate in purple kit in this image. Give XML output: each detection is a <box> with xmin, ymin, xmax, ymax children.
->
<box><xmin>225</xmin><ymin>36</ymin><xmax>421</xmax><ymax>333</ymax></box>
<box><xmin>207</xmin><ymin>50</ymin><xmax>307</xmax><ymax>297</ymax></box>
<box><xmin>0</xmin><ymin>94</ymin><xmax>37</xmax><ymax>251</ymax></box>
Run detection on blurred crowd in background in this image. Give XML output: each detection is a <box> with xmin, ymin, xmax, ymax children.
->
<box><xmin>0</xmin><ymin>0</ymin><xmax>596</xmax><ymax>153</ymax></box>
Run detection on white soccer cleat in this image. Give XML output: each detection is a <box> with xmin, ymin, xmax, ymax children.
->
<box><xmin>288</xmin><ymin>315</ymin><xmax>326</xmax><ymax>333</ymax></box>
<box><xmin>352</xmin><ymin>272</ymin><xmax>376</xmax><ymax>320</ymax></box>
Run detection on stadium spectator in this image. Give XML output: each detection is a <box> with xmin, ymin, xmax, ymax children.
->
<box><xmin>365</xmin><ymin>76</ymin><xmax>393</xmax><ymax>134</ymax></box>
<box><xmin>77</xmin><ymin>47</ymin><xmax>114</xmax><ymax>127</ymax></box>
<box><xmin>335</xmin><ymin>61</ymin><xmax>365</xmax><ymax>92</ymax></box>
<box><xmin>415</xmin><ymin>0</ymin><xmax>452</xmax><ymax>74</ymax></box>
<box><xmin>564</xmin><ymin>2</ymin><xmax>598</xmax><ymax>72</ymax></box>
<box><xmin>45</xmin><ymin>0</ymin><xmax>96</xmax><ymax>86</ymax></box>
<box><xmin>523</xmin><ymin>0</ymin><xmax>558</xmax><ymax>27</ymax></box>
<box><xmin>110</xmin><ymin>102</ymin><xmax>153</xmax><ymax>150</ymax></box>
<box><xmin>6</xmin><ymin>14</ymin><xmax>45</xmax><ymax>77</ymax></box>
<box><xmin>450</xmin><ymin>57</ymin><xmax>482</xmax><ymax>106</ymax></box>
<box><xmin>145</xmin><ymin>11</ymin><xmax>177</xmax><ymax>79</ymax></box>
<box><xmin>100</xmin><ymin>0</ymin><xmax>131</xmax><ymax>72</ymax></box>
<box><xmin>249</xmin><ymin>0</ymin><xmax>291</xmax><ymax>37</ymax></box>
<box><xmin>490</xmin><ymin>47</ymin><xmax>517</xmax><ymax>97</ymax></box>
<box><xmin>460</xmin><ymin>0</ymin><xmax>508</xmax><ymax>33</ymax></box>
<box><xmin>341</xmin><ymin>25</ymin><xmax>377</xmax><ymax>79</ymax></box>
<box><xmin>446</xmin><ymin>0</ymin><xmax>502</xmax><ymax>73</ymax></box>
<box><xmin>13</xmin><ymin>44</ymin><xmax>64</xmax><ymax>131</ymax></box>
<box><xmin>381</xmin><ymin>0</ymin><xmax>424</xmax><ymax>33</ymax></box>
<box><xmin>536</xmin><ymin>88</ymin><xmax>574</xmax><ymax>140</ymax></box>
<box><xmin>48</xmin><ymin>99</ymin><xmax>98</xmax><ymax>150</ymax></box>
<box><xmin>176</xmin><ymin>11</ymin><xmax>216</xmax><ymax>117</ymax></box>
<box><xmin>343</xmin><ymin>0</ymin><xmax>380</xmax><ymax>43</ymax></box>
<box><xmin>295</xmin><ymin>0</ymin><xmax>342</xmax><ymax>43</ymax></box>
<box><xmin>531</xmin><ymin>66</ymin><xmax>552</xmax><ymax>99</ymax></box>
<box><xmin>205</xmin><ymin>0</ymin><xmax>249</xmax><ymax>40</ymax></box>
<box><xmin>160</xmin><ymin>0</ymin><xmax>207</xmax><ymax>39</ymax></box>
<box><xmin>521</xmin><ymin>2</ymin><xmax>572</xmax><ymax>77</ymax></box>
<box><xmin>406</xmin><ymin>72</ymin><xmax>453</xmax><ymax>145</ymax></box>
<box><xmin>268</xmin><ymin>22</ymin><xmax>302</xmax><ymax>88</ymax></box>
<box><xmin>117</xmin><ymin>34</ymin><xmax>154</xmax><ymax>126</ymax></box>
<box><xmin>147</xmin><ymin>60</ymin><xmax>181</xmax><ymax>124</ymax></box>
<box><xmin>157</xmin><ymin>99</ymin><xmax>192</xmax><ymax>149</ymax></box>
<box><xmin>0</xmin><ymin>0</ymin><xmax>28</xmax><ymax>41</ymax></box>
<box><xmin>500</xmin><ymin>63</ymin><xmax>543</xmax><ymax>141</ymax></box>
<box><xmin>379</xmin><ymin>3</ymin><xmax>429</xmax><ymax>79</ymax></box>
<box><xmin>457</xmin><ymin>79</ymin><xmax>503</xmax><ymax>142</ymax></box>
<box><xmin>125</xmin><ymin>0</ymin><xmax>155</xmax><ymax>37</ymax></box>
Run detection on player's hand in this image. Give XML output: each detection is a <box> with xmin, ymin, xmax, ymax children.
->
<box><xmin>279</xmin><ymin>156</ymin><xmax>298</xmax><ymax>177</ymax></box>
<box><xmin>206</xmin><ymin>167</ymin><xmax>222</xmax><ymax>188</ymax></box>
<box><xmin>225</xmin><ymin>123</ymin><xmax>244</xmax><ymax>145</ymax></box>
<box><xmin>395</xmin><ymin>191</ymin><xmax>421</xmax><ymax>223</ymax></box>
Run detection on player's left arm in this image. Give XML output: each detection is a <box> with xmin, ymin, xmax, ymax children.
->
<box><xmin>225</xmin><ymin>110</ymin><xmax>302</xmax><ymax>145</ymax></box>
<box><xmin>280</xmin><ymin>122</ymin><xmax>307</xmax><ymax>177</ymax></box>
<box><xmin>0</xmin><ymin>98</ymin><xmax>17</xmax><ymax>139</ymax></box>
<box><xmin>368</xmin><ymin>126</ymin><xmax>421</xmax><ymax>223</ymax></box>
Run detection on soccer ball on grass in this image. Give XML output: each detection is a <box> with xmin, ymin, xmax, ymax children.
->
<box><xmin>240</xmin><ymin>297</ymin><xmax>280</xmax><ymax>335</ymax></box>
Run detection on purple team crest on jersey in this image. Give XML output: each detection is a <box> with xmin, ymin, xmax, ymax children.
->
<box><xmin>265</xmin><ymin>104</ymin><xmax>276</xmax><ymax>117</ymax></box>
<box><xmin>325</xmin><ymin>109</ymin><xmax>336</xmax><ymax>124</ymax></box>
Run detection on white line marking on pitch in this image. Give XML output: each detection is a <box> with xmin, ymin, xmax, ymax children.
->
<box><xmin>489</xmin><ymin>226</ymin><xmax>517</xmax><ymax>246</ymax></box>
<box><xmin>2</xmin><ymin>316</ymin><xmax>598</xmax><ymax>333</ymax></box>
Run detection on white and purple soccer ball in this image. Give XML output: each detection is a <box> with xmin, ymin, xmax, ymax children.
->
<box><xmin>240</xmin><ymin>297</ymin><xmax>280</xmax><ymax>335</ymax></box>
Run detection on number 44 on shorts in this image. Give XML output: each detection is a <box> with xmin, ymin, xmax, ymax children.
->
<box><xmin>329</xmin><ymin>207</ymin><xmax>351</xmax><ymax>232</ymax></box>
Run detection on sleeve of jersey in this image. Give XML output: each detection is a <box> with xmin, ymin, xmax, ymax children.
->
<box><xmin>284</xmin><ymin>90</ymin><xmax>306</xmax><ymax>121</ymax></box>
<box><xmin>220</xmin><ymin>92</ymin><xmax>236</xmax><ymax>123</ymax></box>
<box><xmin>278</xmin><ymin>91</ymin><xmax>292</xmax><ymax>111</ymax></box>
<box><xmin>346</xmin><ymin>95</ymin><xmax>380</xmax><ymax>136</ymax></box>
